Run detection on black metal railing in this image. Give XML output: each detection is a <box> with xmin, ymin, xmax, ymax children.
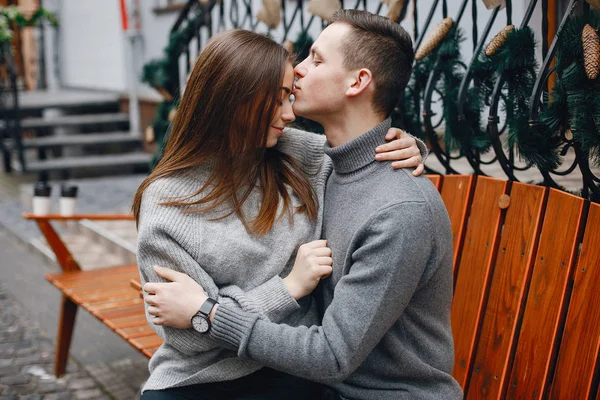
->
<box><xmin>156</xmin><ymin>0</ymin><xmax>600</xmax><ymax>201</ymax></box>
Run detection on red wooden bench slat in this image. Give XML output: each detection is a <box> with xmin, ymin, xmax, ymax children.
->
<box><xmin>507</xmin><ymin>189</ymin><xmax>586</xmax><ymax>399</ymax></box>
<box><xmin>51</xmin><ymin>270</ymin><xmax>140</xmax><ymax>290</ymax></box>
<box><xmin>439</xmin><ymin>175</ymin><xmax>474</xmax><ymax>272</ymax></box>
<box><xmin>549</xmin><ymin>203</ymin><xmax>600</xmax><ymax>399</ymax></box>
<box><xmin>427</xmin><ymin>174</ymin><xmax>442</xmax><ymax>190</ymax></box>
<box><xmin>466</xmin><ymin>182</ymin><xmax>547</xmax><ymax>399</ymax></box>
<box><xmin>116</xmin><ymin>324</ymin><xmax>156</xmax><ymax>339</ymax></box>
<box><xmin>143</xmin><ymin>347</ymin><xmax>160</xmax><ymax>358</ymax></box>
<box><xmin>72</xmin><ymin>284</ymin><xmax>137</xmax><ymax>301</ymax></box>
<box><xmin>104</xmin><ymin>313</ymin><xmax>149</xmax><ymax>330</ymax></box>
<box><xmin>451</xmin><ymin>176</ymin><xmax>507</xmax><ymax>390</ymax></box>
<box><xmin>45</xmin><ymin>265</ymin><xmax>138</xmax><ymax>281</ymax></box>
<box><xmin>130</xmin><ymin>334</ymin><xmax>164</xmax><ymax>350</ymax></box>
<box><xmin>94</xmin><ymin>304</ymin><xmax>146</xmax><ymax>319</ymax></box>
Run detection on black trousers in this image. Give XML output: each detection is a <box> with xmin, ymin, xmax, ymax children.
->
<box><xmin>142</xmin><ymin>368</ymin><xmax>325</xmax><ymax>400</ymax></box>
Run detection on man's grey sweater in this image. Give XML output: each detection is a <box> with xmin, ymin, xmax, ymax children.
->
<box><xmin>211</xmin><ymin>119</ymin><xmax>463</xmax><ymax>399</ymax></box>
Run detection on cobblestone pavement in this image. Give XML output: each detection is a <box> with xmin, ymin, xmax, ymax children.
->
<box><xmin>0</xmin><ymin>283</ymin><xmax>112</xmax><ymax>399</ymax></box>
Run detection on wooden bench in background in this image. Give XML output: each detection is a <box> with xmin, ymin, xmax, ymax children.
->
<box><xmin>24</xmin><ymin>174</ymin><xmax>600</xmax><ymax>399</ymax></box>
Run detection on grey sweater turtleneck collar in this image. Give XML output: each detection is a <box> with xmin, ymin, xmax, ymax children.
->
<box><xmin>323</xmin><ymin>118</ymin><xmax>392</xmax><ymax>174</ymax></box>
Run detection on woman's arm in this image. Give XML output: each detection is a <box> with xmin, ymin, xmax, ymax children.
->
<box><xmin>137</xmin><ymin>186</ymin><xmax>304</xmax><ymax>354</ymax></box>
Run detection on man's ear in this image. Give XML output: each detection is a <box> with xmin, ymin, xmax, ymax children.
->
<box><xmin>346</xmin><ymin>68</ymin><xmax>373</xmax><ymax>98</ymax></box>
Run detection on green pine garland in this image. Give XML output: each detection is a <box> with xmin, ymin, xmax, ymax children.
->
<box><xmin>541</xmin><ymin>11</ymin><xmax>600</xmax><ymax>167</ymax></box>
<box><xmin>400</xmin><ymin>25</ymin><xmax>490</xmax><ymax>154</ymax></box>
<box><xmin>142</xmin><ymin>11</ymin><xmax>207</xmax><ymax>170</ymax></box>
<box><xmin>150</xmin><ymin>100</ymin><xmax>176</xmax><ymax>169</ymax></box>
<box><xmin>0</xmin><ymin>6</ymin><xmax>58</xmax><ymax>44</ymax></box>
<box><xmin>469</xmin><ymin>26</ymin><xmax>562</xmax><ymax>171</ymax></box>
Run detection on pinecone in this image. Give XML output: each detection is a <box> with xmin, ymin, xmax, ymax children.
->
<box><xmin>385</xmin><ymin>0</ymin><xmax>407</xmax><ymax>23</ymax></box>
<box><xmin>582</xmin><ymin>24</ymin><xmax>600</xmax><ymax>80</ymax></box>
<box><xmin>168</xmin><ymin>108</ymin><xmax>177</xmax><ymax>123</ymax></box>
<box><xmin>145</xmin><ymin>126</ymin><xmax>155</xmax><ymax>144</ymax></box>
<box><xmin>415</xmin><ymin>18</ymin><xmax>453</xmax><ymax>61</ymax></box>
<box><xmin>485</xmin><ymin>25</ymin><xmax>515</xmax><ymax>56</ymax></box>
<box><xmin>282</xmin><ymin>40</ymin><xmax>294</xmax><ymax>54</ymax></box>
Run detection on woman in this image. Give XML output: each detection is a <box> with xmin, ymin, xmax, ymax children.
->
<box><xmin>133</xmin><ymin>29</ymin><xmax>425</xmax><ymax>399</ymax></box>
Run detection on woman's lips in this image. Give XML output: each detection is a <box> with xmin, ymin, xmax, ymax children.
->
<box><xmin>272</xmin><ymin>126</ymin><xmax>284</xmax><ymax>135</ymax></box>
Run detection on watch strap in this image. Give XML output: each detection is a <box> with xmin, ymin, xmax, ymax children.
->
<box><xmin>199</xmin><ymin>297</ymin><xmax>218</xmax><ymax>318</ymax></box>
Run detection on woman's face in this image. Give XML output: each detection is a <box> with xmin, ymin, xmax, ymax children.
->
<box><xmin>266</xmin><ymin>63</ymin><xmax>296</xmax><ymax>148</ymax></box>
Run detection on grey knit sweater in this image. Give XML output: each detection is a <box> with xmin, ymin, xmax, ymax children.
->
<box><xmin>136</xmin><ymin>129</ymin><xmax>329</xmax><ymax>391</ymax></box>
<box><xmin>211</xmin><ymin>119</ymin><xmax>463</xmax><ymax>399</ymax></box>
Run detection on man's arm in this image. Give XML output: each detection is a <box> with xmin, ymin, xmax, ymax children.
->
<box><xmin>210</xmin><ymin>202</ymin><xmax>437</xmax><ymax>382</ymax></box>
<box><xmin>278</xmin><ymin>127</ymin><xmax>428</xmax><ymax>178</ymax></box>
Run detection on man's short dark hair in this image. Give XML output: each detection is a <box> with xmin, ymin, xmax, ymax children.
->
<box><xmin>329</xmin><ymin>9</ymin><xmax>414</xmax><ymax>117</ymax></box>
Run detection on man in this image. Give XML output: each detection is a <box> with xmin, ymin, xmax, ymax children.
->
<box><xmin>146</xmin><ymin>10</ymin><xmax>462</xmax><ymax>399</ymax></box>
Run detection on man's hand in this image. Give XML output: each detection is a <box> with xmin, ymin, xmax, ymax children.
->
<box><xmin>143</xmin><ymin>266</ymin><xmax>208</xmax><ymax>329</ymax></box>
<box><xmin>375</xmin><ymin>128</ymin><xmax>425</xmax><ymax>176</ymax></box>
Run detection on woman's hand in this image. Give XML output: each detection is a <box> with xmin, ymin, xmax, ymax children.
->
<box><xmin>283</xmin><ymin>240</ymin><xmax>333</xmax><ymax>300</ymax></box>
<box><xmin>144</xmin><ymin>266</ymin><xmax>208</xmax><ymax>328</ymax></box>
<box><xmin>376</xmin><ymin>128</ymin><xmax>425</xmax><ymax>176</ymax></box>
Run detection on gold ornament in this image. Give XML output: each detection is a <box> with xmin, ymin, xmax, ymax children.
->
<box><xmin>256</xmin><ymin>0</ymin><xmax>281</xmax><ymax>29</ymax></box>
<box><xmin>586</xmin><ymin>0</ymin><xmax>600</xmax><ymax>11</ymax></box>
<box><xmin>382</xmin><ymin>0</ymin><xmax>406</xmax><ymax>23</ymax></box>
<box><xmin>168</xmin><ymin>108</ymin><xmax>177</xmax><ymax>122</ymax></box>
<box><xmin>307</xmin><ymin>0</ymin><xmax>341</xmax><ymax>21</ymax></box>
<box><xmin>583</xmin><ymin>24</ymin><xmax>600</xmax><ymax>80</ymax></box>
<box><xmin>415</xmin><ymin>18</ymin><xmax>453</xmax><ymax>61</ymax></box>
<box><xmin>145</xmin><ymin>126</ymin><xmax>155</xmax><ymax>144</ymax></box>
<box><xmin>485</xmin><ymin>24</ymin><xmax>515</xmax><ymax>57</ymax></box>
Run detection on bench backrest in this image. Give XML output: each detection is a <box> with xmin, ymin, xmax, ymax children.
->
<box><xmin>427</xmin><ymin>174</ymin><xmax>600</xmax><ymax>399</ymax></box>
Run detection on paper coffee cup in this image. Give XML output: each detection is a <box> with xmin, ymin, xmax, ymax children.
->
<box><xmin>59</xmin><ymin>185</ymin><xmax>78</xmax><ymax>216</ymax></box>
<box><xmin>33</xmin><ymin>182</ymin><xmax>52</xmax><ymax>216</ymax></box>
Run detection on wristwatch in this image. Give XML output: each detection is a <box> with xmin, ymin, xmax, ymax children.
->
<box><xmin>191</xmin><ymin>298</ymin><xmax>218</xmax><ymax>333</ymax></box>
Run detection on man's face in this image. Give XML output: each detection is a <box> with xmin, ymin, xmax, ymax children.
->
<box><xmin>292</xmin><ymin>23</ymin><xmax>352</xmax><ymax>122</ymax></box>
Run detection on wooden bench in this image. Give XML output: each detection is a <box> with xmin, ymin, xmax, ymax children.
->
<box><xmin>21</xmin><ymin>214</ymin><xmax>163</xmax><ymax>377</ymax></box>
<box><xmin>24</xmin><ymin>175</ymin><xmax>600</xmax><ymax>398</ymax></box>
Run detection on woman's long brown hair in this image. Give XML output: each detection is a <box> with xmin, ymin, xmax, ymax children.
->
<box><xmin>132</xmin><ymin>30</ymin><xmax>318</xmax><ymax>235</ymax></box>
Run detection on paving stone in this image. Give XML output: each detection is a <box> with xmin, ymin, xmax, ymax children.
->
<box><xmin>13</xmin><ymin>355</ymin><xmax>42</xmax><ymax>367</ymax></box>
<box><xmin>0</xmin><ymin>375</ymin><xmax>31</xmax><ymax>385</ymax></box>
<box><xmin>67</xmin><ymin>377</ymin><xmax>96</xmax><ymax>390</ymax></box>
<box><xmin>0</xmin><ymin>362</ymin><xmax>11</xmax><ymax>370</ymax></box>
<box><xmin>2</xmin><ymin>383</ymin><xmax>37</xmax><ymax>396</ymax></box>
<box><xmin>73</xmin><ymin>388</ymin><xmax>104</xmax><ymax>399</ymax></box>
<box><xmin>14</xmin><ymin>348</ymin><xmax>37</xmax><ymax>357</ymax></box>
<box><xmin>41</xmin><ymin>393</ymin><xmax>70</xmax><ymax>400</ymax></box>
<box><xmin>0</xmin><ymin>367</ymin><xmax>19</xmax><ymax>378</ymax></box>
<box><xmin>36</xmin><ymin>382</ymin><xmax>66</xmax><ymax>394</ymax></box>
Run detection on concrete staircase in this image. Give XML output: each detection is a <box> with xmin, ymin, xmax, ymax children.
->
<box><xmin>1</xmin><ymin>89</ymin><xmax>152</xmax><ymax>177</ymax></box>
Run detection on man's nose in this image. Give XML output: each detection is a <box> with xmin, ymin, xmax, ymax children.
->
<box><xmin>294</xmin><ymin>62</ymin><xmax>307</xmax><ymax>78</ymax></box>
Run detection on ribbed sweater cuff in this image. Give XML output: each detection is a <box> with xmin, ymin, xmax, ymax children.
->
<box><xmin>210</xmin><ymin>305</ymin><xmax>259</xmax><ymax>351</ymax></box>
<box><xmin>247</xmin><ymin>275</ymin><xmax>299</xmax><ymax>321</ymax></box>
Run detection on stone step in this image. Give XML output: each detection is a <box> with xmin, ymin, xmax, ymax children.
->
<box><xmin>25</xmin><ymin>152</ymin><xmax>152</xmax><ymax>173</ymax></box>
<box><xmin>20</xmin><ymin>132</ymin><xmax>142</xmax><ymax>149</ymax></box>
<box><xmin>0</xmin><ymin>112</ymin><xmax>129</xmax><ymax>131</ymax></box>
<box><xmin>0</xmin><ymin>89</ymin><xmax>121</xmax><ymax>114</ymax></box>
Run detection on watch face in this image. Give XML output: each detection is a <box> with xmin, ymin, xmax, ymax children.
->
<box><xmin>192</xmin><ymin>315</ymin><xmax>210</xmax><ymax>333</ymax></box>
